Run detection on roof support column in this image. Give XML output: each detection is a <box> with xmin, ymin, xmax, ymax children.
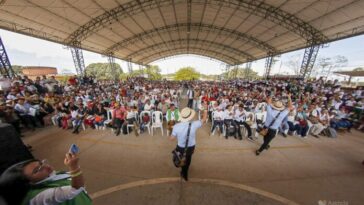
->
<box><xmin>264</xmin><ymin>54</ymin><xmax>274</xmax><ymax>79</ymax></box>
<box><xmin>127</xmin><ymin>59</ymin><xmax>133</xmax><ymax>73</ymax></box>
<box><xmin>245</xmin><ymin>61</ymin><xmax>252</xmax><ymax>80</ymax></box>
<box><xmin>0</xmin><ymin>36</ymin><xmax>16</xmax><ymax>78</ymax></box>
<box><xmin>107</xmin><ymin>55</ymin><xmax>118</xmax><ymax>81</ymax></box>
<box><xmin>300</xmin><ymin>43</ymin><xmax>321</xmax><ymax>79</ymax></box>
<box><xmin>70</xmin><ymin>42</ymin><xmax>86</xmax><ymax>76</ymax></box>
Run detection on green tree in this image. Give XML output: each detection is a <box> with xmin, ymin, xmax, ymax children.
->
<box><xmin>222</xmin><ymin>67</ymin><xmax>259</xmax><ymax>80</ymax></box>
<box><xmin>84</xmin><ymin>63</ymin><xmax>123</xmax><ymax>80</ymax></box>
<box><xmin>130</xmin><ymin>65</ymin><xmax>162</xmax><ymax>80</ymax></box>
<box><xmin>11</xmin><ymin>65</ymin><xmax>23</xmax><ymax>75</ymax></box>
<box><xmin>353</xmin><ymin>67</ymin><xmax>363</xmax><ymax>71</ymax></box>
<box><xmin>174</xmin><ymin>67</ymin><xmax>200</xmax><ymax>81</ymax></box>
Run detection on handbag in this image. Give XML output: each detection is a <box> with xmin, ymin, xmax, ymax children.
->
<box><xmin>259</xmin><ymin>111</ymin><xmax>283</xmax><ymax>137</ymax></box>
<box><xmin>172</xmin><ymin>122</ymin><xmax>192</xmax><ymax>168</ymax></box>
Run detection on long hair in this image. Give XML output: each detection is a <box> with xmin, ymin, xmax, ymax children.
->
<box><xmin>0</xmin><ymin>159</ymin><xmax>37</xmax><ymax>205</ymax></box>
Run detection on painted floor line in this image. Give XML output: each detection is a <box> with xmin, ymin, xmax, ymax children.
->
<box><xmin>90</xmin><ymin>177</ymin><xmax>300</xmax><ymax>205</ymax></box>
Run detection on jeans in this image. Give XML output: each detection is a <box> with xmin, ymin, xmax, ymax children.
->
<box><xmin>211</xmin><ymin>120</ymin><xmax>224</xmax><ymax>133</ymax></box>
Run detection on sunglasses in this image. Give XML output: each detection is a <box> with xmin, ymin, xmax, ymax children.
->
<box><xmin>32</xmin><ymin>159</ymin><xmax>48</xmax><ymax>175</ymax></box>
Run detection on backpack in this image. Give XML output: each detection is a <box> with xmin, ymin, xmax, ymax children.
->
<box><xmin>324</xmin><ymin>127</ymin><xmax>337</xmax><ymax>138</ymax></box>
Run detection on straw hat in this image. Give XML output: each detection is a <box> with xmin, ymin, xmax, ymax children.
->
<box><xmin>271</xmin><ymin>100</ymin><xmax>285</xmax><ymax>111</ymax></box>
<box><xmin>180</xmin><ymin>107</ymin><xmax>196</xmax><ymax>122</ymax></box>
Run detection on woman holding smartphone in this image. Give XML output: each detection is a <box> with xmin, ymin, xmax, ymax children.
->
<box><xmin>0</xmin><ymin>148</ymin><xmax>92</xmax><ymax>205</ymax></box>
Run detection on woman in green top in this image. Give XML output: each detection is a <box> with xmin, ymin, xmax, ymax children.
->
<box><xmin>0</xmin><ymin>152</ymin><xmax>92</xmax><ymax>205</ymax></box>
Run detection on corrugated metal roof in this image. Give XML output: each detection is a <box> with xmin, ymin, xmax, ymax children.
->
<box><xmin>0</xmin><ymin>0</ymin><xmax>363</xmax><ymax>65</ymax></box>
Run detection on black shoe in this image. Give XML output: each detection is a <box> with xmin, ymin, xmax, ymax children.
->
<box><xmin>255</xmin><ymin>150</ymin><xmax>261</xmax><ymax>156</ymax></box>
<box><xmin>282</xmin><ymin>133</ymin><xmax>287</xmax><ymax>138</ymax></box>
<box><xmin>312</xmin><ymin>134</ymin><xmax>320</xmax><ymax>138</ymax></box>
<box><xmin>234</xmin><ymin>136</ymin><xmax>237</xmax><ymax>139</ymax></box>
<box><xmin>247</xmin><ymin>136</ymin><xmax>254</xmax><ymax>141</ymax></box>
<box><xmin>239</xmin><ymin>136</ymin><xmax>242</xmax><ymax>140</ymax></box>
<box><xmin>266</xmin><ymin>145</ymin><xmax>270</xmax><ymax>150</ymax></box>
<box><xmin>225</xmin><ymin>136</ymin><xmax>228</xmax><ymax>139</ymax></box>
<box><xmin>180</xmin><ymin>172</ymin><xmax>188</xmax><ymax>181</ymax></box>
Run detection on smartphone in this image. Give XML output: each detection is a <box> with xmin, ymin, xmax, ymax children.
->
<box><xmin>69</xmin><ymin>144</ymin><xmax>80</xmax><ymax>154</ymax></box>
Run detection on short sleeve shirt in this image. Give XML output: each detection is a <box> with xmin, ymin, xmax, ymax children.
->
<box><xmin>172</xmin><ymin>120</ymin><xmax>202</xmax><ymax>147</ymax></box>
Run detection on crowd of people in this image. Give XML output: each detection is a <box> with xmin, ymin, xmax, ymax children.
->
<box><xmin>0</xmin><ymin>75</ymin><xmax>363</xmax><ymax>139</ymax></box>
<box><xmin>1</xmin><ymin>74</ymin><xmax>364</xmax><ymax>205</ymax></box>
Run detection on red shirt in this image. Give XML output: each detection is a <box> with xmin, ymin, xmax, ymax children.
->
<box><xmin>113</xmin><ymin>108</ymin><xmax>126</xmax><ymax>120</ymax></box>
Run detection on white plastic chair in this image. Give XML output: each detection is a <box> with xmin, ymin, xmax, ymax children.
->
<box><xmin>151</xmin><ymin>111</ymin><xmax>164</xmax><ymax>136</ymax></box>
<box><xmin>198</xmin><ymin>109</ymin><xmax>208</xmax><ymax>123</ymax></box>
<box><xmin>127</xmin><ymin>112</ymin><xmax>139</xmax><ymax>135</ymax></box>
<box><xmin>103</xmin><ymin>109</ymin><xmax>114</xmax><ymax>133</ymax></box>
<box><xmin>139</xmin><ymin>111</ymin><xmax>151</xmax><ymax>134</ymax></box>
<box><xmin>255</xmin><ymin>111</ymin><xmax>267</xmax><ymax>125</ymax></box>
<box><xmin>240</xmin><ymin>111</ymin><xmax>255</xmax><ymax>137</ymax></box>
<box><xmin>211</xmin><ymin>111</ymin><xmax>225</xmax><ymax>136</ymax></box>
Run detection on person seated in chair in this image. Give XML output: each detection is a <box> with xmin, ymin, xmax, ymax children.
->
<box><xmin>224</xmin><ymin>105</ymin><xmax>237</xmax><ymax>139</ymax></box>
<box><xmin>211</xmin><ymin>107</ymin><xmax>224</xmax><ymax>136</ymax></box>
<box><xmin>166</xmin><ymin>103</ymin><xmax>180</xmax><ymax>136</ymax></box>
<box><xmin>330</xmin><ymin>107</ymin><xmax>353</xmax><ymax>131</ymax></box>
<box><xmin>234</xmin><ymin>104</ymin><xmax>253</xmax><ymax>140</ymax></box>
<box><xmin>140</xmin><ymin>112</ymin><xmax>151</xmax><ymax>133</ymax></box>
<box><xmin>125</xmin><ymin>105</ymin><xmax>139</xmax><ymax>136</ymax></box>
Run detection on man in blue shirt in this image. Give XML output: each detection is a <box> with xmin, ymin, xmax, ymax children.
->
<box><xmin>256</xmin><ymin>94</ymin><xmax>293</xmax><ymax>156</ymax></box>
<box><xmin>169</xmin><ymin>107</ymin><xmax>207</xmax><ymax>181</ymax></box>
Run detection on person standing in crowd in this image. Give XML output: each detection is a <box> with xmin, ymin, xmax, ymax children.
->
<box><xmin>186</xmin><ymin>86</ymin><xmax>194</xmax><ymax>108</ymax></box>
<box><xmin>256</xmin><ymin>94</ymin><xmax>293</xmax><ymax>156</ymax></box>
<box><xmin>169</xmin><ymin>107</ymin><xmax>207</xmax><ymax>181</ymax></box>
<box><xmin>0</xmin><ymin>152</ymin><xmax>92</xmax><ymax>205</ymax></box>
<box><xmin>112</xmin><ymin>103</ymin><xmax>126</xmax><ymax>136</ymax></box>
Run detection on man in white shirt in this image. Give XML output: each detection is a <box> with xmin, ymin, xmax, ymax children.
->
<box><xmin>186</xmin><ymin>87</ymin><xmax>194</xmax><ymax>108</ymax></box>
<box><xmin>234</xmin><ymin>104</ymin><xmax>253</xmax><ymax>140</ymax></box>
<box><xmin>211</xmin><ymin>107</ymin><xmax>224</xmax><ymax>136</ymax></box>
<box><xmin>169</xmin><ymin>107</ymin><xmax>207</xmax><ymax>181</ymax></box>
<box><xmin>144</xmin><ymin>100</ymin><xmax>154</xmax><ymax>111</ymax></box>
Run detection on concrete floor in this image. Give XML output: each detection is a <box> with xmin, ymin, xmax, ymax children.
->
<box><xmin>22</xmin><ymin>114</ymin><xmax>364</xmax><ymax>205</ymax></box>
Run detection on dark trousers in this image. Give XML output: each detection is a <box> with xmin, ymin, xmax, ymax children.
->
<box><xmin>258</xmin><ymin>128</ymin><xmax>277</xmax><ymax>152</ymax></box>
<box><xmin>10</xmin><ymin>120</ymin><xmax>21</xmax><ymax>134</ymax></box>
<box><xmin>211</xmin><ymin>120</ymin><xmax>224</xmax><ymax>133</ymax></box>
<box><xmin>113</xmin><ymin>118</ymin><xmax>125</xmax><ymax>135</ymax></box>
<box><xmin>187</xmin><ymin>99</ymin><xmax>193</xmax><ymax>108</ymax></box>
<box><xmin>235</xmin><ymin>120</ymin><xmax>252</xmax><ymax>137</ymax></box>
<box><xmin>176</xmin><ymin>145</ymin><xmax>195</xmax><ymax>179</ymax></box>
<box><xmin>288</xmin><ymin>121</ymin><xmax>309</xmax><ymax>137</ymax></box>
<box><xmin>19</xmin><ymin>115</ymin><xmax>37</xmax><ymax>128</ymax></box>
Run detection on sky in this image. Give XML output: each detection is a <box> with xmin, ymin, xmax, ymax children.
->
<box><xmin>0</xmin><ymin>28</ymin><xmax>363</xmax><ymax>77</ymax></box>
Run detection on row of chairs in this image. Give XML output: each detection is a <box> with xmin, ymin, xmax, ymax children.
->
<box><xmin>102</xmin><ymin>109</ymin><xmax>165</xmax><ymax>136</ymax></box>
<box><xmin>207</xmin><ymin>110</ymin><xmax>268</xmax><ymax>137</ymax></box>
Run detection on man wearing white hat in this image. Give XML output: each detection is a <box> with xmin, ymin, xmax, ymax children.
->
<box><xmin>169</xmin><ymin>107</ymin><xmax>207</xmax><ymax>181</ymax></box>
<box><xmin>256</xmin><ymin>94</ymin><xmax>293</xmax><ymax>156</ymax></box>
